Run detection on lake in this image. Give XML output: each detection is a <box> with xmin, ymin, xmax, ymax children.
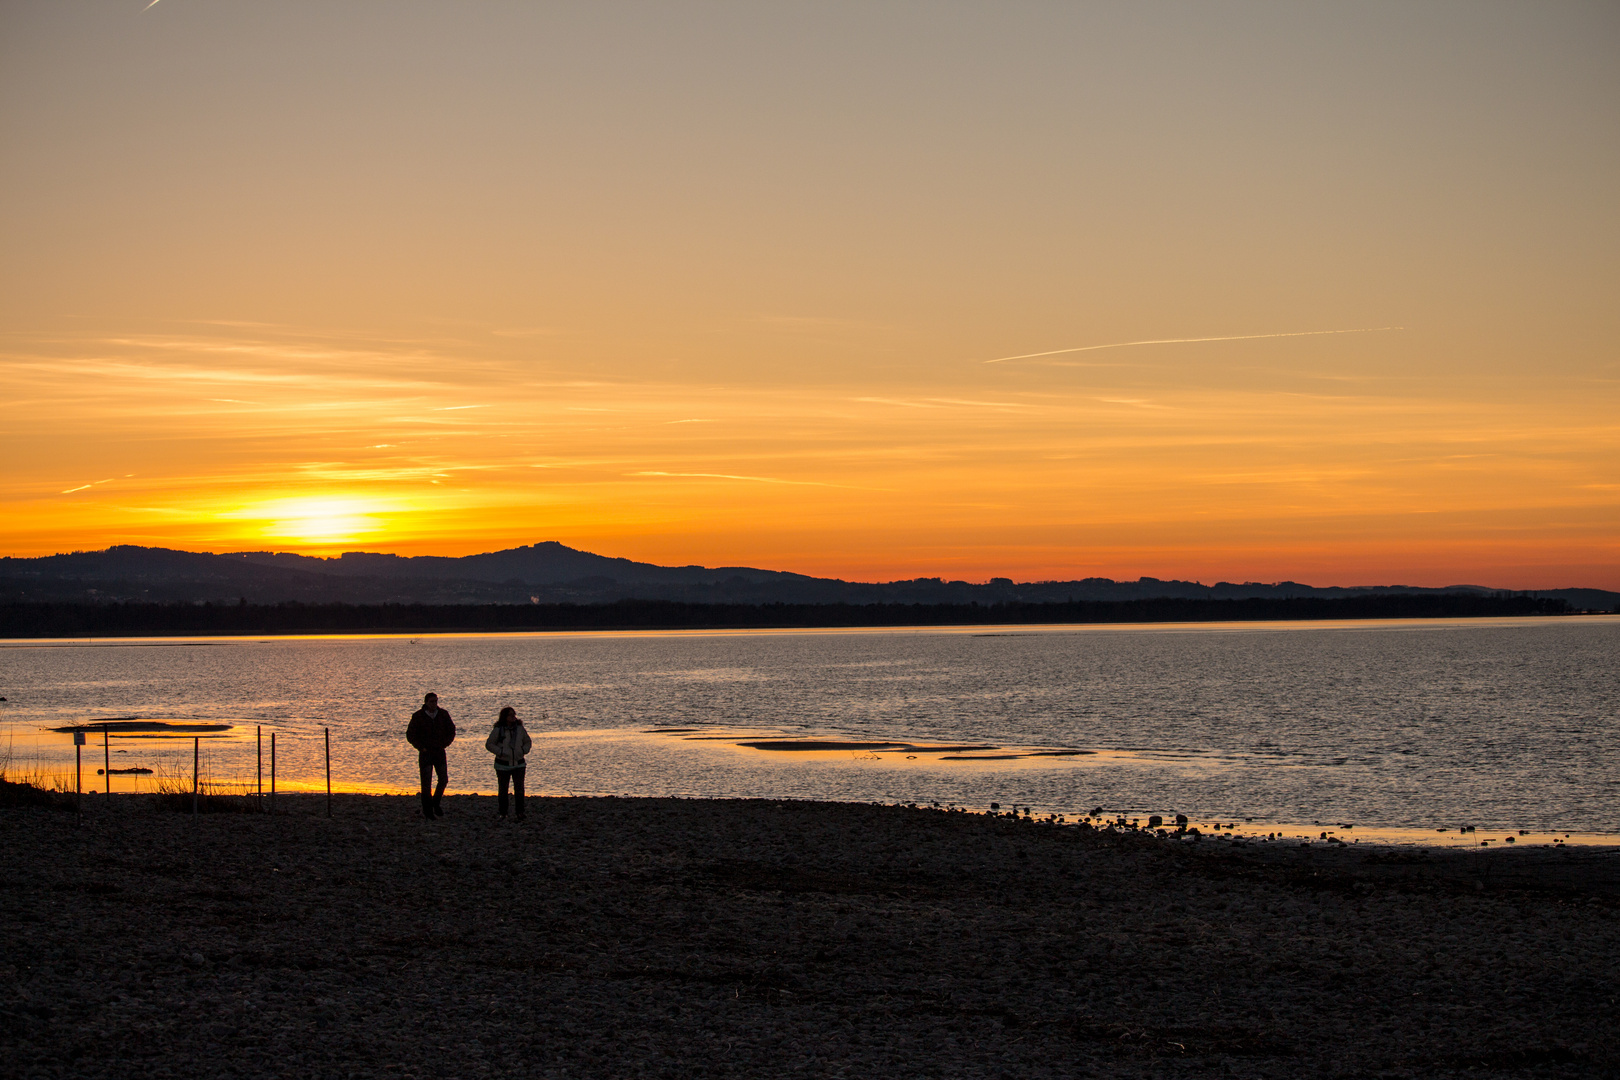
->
<box><xmin>3</xmin><ymin>616</ymin><xmax>1616</xmax><ymax>843</ymax></box>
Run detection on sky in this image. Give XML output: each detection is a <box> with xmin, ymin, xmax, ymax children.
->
<box><xmin>1</xmin><ymin>1</ymin><xmax>1616</xmax><ymax>588</ymax></box>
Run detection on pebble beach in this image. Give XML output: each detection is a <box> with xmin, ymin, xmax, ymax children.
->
<box><xmin>3</xmin><ymin>792</ymin><xmax>1617</xmax><ymax>1079</ymax></box>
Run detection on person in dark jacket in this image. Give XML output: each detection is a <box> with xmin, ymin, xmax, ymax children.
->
<box><xmin>406</xmin><ymin>692</ymin><xmax>456</xmax><ymax>819</ymax></box>
<box><xmin>485</xmin><ymin>706</ymin><xmax>533</xmax><ymax>820</ymax></box>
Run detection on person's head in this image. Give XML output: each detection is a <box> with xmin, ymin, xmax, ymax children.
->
<box><xmin>424</xmin><ymin>693</ymin><xmax>438</xmax><ymax>709</ymax></box>
<box><xmin>498</xmin><ymin>706</ymin><xmax>517</xmax><ymax>724</ymax></box>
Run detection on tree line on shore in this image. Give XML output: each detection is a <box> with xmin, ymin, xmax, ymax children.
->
<box><xmin>0</xmin><ymin>593</ymin><xmax>1571</xmax><ymax>637</ymax></box>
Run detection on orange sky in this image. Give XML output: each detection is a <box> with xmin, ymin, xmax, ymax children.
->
<box><xmin>2</xmin><ymin>3</ymin><xmax>1616</xmax><ymax>588</ymax></box>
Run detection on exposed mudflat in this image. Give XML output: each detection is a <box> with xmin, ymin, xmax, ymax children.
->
<box><xmin>3</xmin><ymin>794</ymin><xmax>1617</xmax><ymax>1079</ymax></box>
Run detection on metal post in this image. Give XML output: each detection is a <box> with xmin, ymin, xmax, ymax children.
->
<box><xmin>75</xmin><ymin>734</ymin><xmax>83</xmax><ymax>823</ymax></box>
<box><xmin>270</xmin><ymin>732</ymin><xmax>277</xmax><ymax>815</ymax></box>
<box><xmin>192</xmin><ymin>736</ymin><xmax>199</xmax><ymax>818</ymax></box>
<box><xmin>324</xmin><ymin>727</ymin><xmax>332</xmax><ymax>818</ymax></box>
<box><xmin>103</xmin><ymin>724</ymin><xmax>110</xmax><ymax>800</ymax></box>
<box><xmin>257</xmin><ymin>725</ymin><xmax>263</xmax><ymax>812</ymax></box>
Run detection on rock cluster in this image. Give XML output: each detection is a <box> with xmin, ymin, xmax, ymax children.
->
<box><xmin>2</xmin><ymin>793</ymin><xmax>1616</xmax><ymax>1078</ymax></box>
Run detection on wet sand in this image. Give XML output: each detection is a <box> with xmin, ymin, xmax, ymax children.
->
<box><xmin>3</xmin><ymin>794</ymin><xmax>1617</xmax><ymax>1079</ymax></box>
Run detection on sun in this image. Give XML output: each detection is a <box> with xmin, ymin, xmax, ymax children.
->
<box><xmin>250</xmin><ymin>497</ymin><xmax>382</xmax><ymax>547</ymax></box>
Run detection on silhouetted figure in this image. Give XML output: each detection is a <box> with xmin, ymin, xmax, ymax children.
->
<box><xmin>485</xmin><ymin>706</ymin><xmax>533</xmax><ymax>820</ymax></box>
<box><xmin>406</xmin><ymin>692</ymin><xmax>455</xmax><ymax>819</ymax></box>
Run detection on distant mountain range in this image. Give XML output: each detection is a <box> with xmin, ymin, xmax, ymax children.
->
<box><xmin>2</xmin><ymin>543</ymin><xmax>1615</xmax><ymax>611</ymax></box>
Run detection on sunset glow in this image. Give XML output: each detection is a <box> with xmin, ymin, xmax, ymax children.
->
<box><xmin>2</xmin><ymin>3</ymin><xmax>1616</xmax><ymax>588</ymax></box>
<box><xmin>230</xmin><ymin>497</ymin><xmax>392</xmax><ymax>547</ymax></box>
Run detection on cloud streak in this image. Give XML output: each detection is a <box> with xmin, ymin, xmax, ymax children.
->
<box><xmin>984</xmin><ymin>327</ymin><xmax>1404</xmax><ymax>364</ymax></box>
<box><xmin>630</xmin><ymin>471</ymin><xmax>867</xmax><ymax>490</ymax></box>
<box><xmin>61</xmin><ymin>478</ymin><xmax>117</xmax><ymax>495</ymax></box>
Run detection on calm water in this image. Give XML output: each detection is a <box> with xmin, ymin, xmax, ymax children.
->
<box><xmin>2</xmin><ymin>617</ymin><xmax>1616</xmax><ymax>838</ymax></box>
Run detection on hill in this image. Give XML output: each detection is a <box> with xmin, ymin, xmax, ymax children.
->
<box><xmin>1</xmin><ymin>543</ymin><xmax>1614</xmax><ymax>611</ymax></box>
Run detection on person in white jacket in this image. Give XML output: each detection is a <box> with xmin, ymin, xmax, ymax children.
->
<box><xmin>485</xmin><ymin>707</ymin><xmax>533</xmax><ymax>820</ymax></box>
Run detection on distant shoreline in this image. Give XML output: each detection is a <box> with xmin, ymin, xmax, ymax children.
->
<box><xmin>0</xmin><ymin>593</ymin><xmax>1582</xmax><ymax>638</ymax></box>
<box><xmin>0</xmin><ymin>592</ymin><xmax>1587</xmax><ymax>641</ymax></box>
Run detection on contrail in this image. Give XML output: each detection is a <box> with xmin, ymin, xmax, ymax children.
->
<box><xmin>144</xmin><ymin>0</ymin><xmax>161</xmax><ymax>9</ymax></box>
<box><xmin>983</xmin><ymin>326</ymin><xmax>1404</xmax><ymax>364</ymax></box>
<box><xmin>61</xmin><ymin>478</ymin><xmax>116</xmax><ymax>495</ymax></box>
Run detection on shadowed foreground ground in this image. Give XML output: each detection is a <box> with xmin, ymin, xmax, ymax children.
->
<box><xmin>3</xmin><ymin>794</ymin><xmax>1617</xmax><ymax>1079</ymax></box>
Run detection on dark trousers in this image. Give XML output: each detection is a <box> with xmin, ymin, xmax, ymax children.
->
<box><xmin>497</xmin><ymin>767</ymin><xmax>525</xmax><ymax>818</ymax></box>
<box><xmin>418</xmin><ymin>749</ymin><xmax>447</xmax><ymax>816</ymax></box>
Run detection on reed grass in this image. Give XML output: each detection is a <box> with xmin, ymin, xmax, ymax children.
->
<box><xmin>0</xmin><ymin>733</ymin><xmax>78</xmax><ymax>806</ymax></box>
<box><xmin>0</xmin><ymin>739</ymin><xmax>75</xmax><ymax>809</ymax></box>
<box><xmin>149</xmin><ymin>753</ymin><xmax>258</xmax><ymax>813</ymax></box>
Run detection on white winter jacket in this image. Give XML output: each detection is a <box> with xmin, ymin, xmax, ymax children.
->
<box><xmin>485</xmin><ymin>720</ymin><xmax>532</xmax><ymax>771</ymax></box>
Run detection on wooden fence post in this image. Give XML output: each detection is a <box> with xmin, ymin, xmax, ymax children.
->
<box><xmin>75</xmin><ymin>732</ymin><xmax>84</xmax><ymax>823</ymax></box>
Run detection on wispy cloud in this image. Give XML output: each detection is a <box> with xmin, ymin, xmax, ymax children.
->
<box><xmin>97</xmin><ymin>334</ymin><xmax>447</xmax><ymax>368</ymax></box>
<box><xmin>755</xmin><ymin>314</ymin><xmax>890</xmax><ymax>332</ymax></box>
<box><xmin>853</xmin><ymin>396</ymin><xmax>1035</xmax><ymax>411</ymax></box>
<box><xmin>984</xmin><ymin>327</ymin><xmax>1404</xmax><ymax>364</ymax></box>
<box><xmin>925</xmin><ymin>397</ymin><xmax>1033</xmax><ymax>409</ymax></box>
<box><xmin>1096</xmin><ymin>397</ymin><xmax>1173</xmax><ymax>411</ymax></box>
<box><xmin>490</xmin><ymin>327</ymin><xmax>558</xmax><ymax>338</ymax></box>
<box><xmin>630</xmin><ymin>471</ymin><xmax>864</xmax><ymax>489</ymax></box>
<box><xmin>854</xmin><ymin>397</ymin><xmax>944</xmax><ymax>409</ymax></box>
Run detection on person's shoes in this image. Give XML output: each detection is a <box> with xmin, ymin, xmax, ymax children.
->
<box><xmin>433</xmin><ymin>805</ymin><xmax>444</xmax><ymax>818</ymax></box>
<box><xmin>422</xmin><ymin>809</ymin><xmax>434</xmax><ymax>820</ymax></box>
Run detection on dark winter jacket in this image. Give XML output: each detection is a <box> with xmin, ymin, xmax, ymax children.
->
<box><xmin>407</xmin><ymin>707</ymin><xmax>456</xmax><ymax>753</ymax></box>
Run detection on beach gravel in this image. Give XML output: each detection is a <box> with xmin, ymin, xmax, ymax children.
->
<box><xmin>2</xmin><ymin>794</ymin><xmax>1617</xmax><ymax>1079</ymax></box>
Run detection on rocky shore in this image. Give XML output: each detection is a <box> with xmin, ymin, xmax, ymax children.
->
<box><xmin>3</xmin><ymin>793</ymin><xmax>1617</xmax><ymax>1079</ymax></box>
